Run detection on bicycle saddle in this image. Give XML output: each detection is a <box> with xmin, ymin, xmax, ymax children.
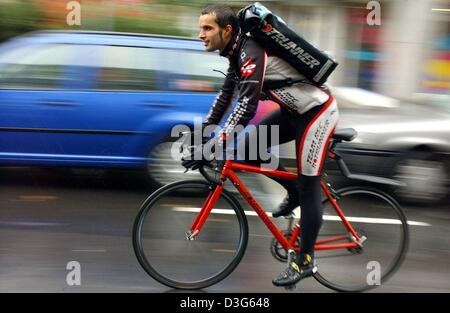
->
<box><xmin>332</xmin><ymin>128</ymin><xmax>357</xmax><ymax>142</ymax></box>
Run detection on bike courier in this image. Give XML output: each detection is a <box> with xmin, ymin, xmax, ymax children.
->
<box><xmin>182</xmin><ymin>3</ymin><xmax>339</xmax><ymax>287</ymax></box>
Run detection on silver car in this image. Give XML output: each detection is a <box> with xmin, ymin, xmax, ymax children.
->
<box><xmin>322</xmin><ymin>88</ymin><xmax>450</xmax><ymax>204</ymax></box>
<box><xmin>161</xmin><ymin>86</ymin><xmax>450</xmax><ymax>205</ymax></box>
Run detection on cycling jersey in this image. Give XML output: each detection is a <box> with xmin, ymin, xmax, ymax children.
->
<box><xmin>203</xmin><ymin>31</ymin><xmax>331</xmax><ymax>141</ymax></box>
<box><xmin>202</xmin><ymin>29</ymin><xmax>339</xmax><ymax>261</ymax></box>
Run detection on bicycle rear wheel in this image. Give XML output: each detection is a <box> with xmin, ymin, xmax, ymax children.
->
<box><xmin>313</xmin><ymin>186</ymin><xmax>409</xmax><ymax>292</ymax></box>
<box><xmin>133</xmin><ymin>180</ymin><xmax>248</xmax><ymax>289</ymax></box>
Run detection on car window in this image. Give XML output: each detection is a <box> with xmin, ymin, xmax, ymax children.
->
<box><xmin>0</xmin><ymin>42</ymin><xmax>229</xmax><ymax>92</ymax></box>
<box><xmin>95</xmin><ymin>46</ymin><xmax>228</xmax><ymax>92</ymax></box>
<box><xmin>0</xmin><ymin>44</ymin><xmax>71</xmax><ymax>90</ymax></box>
<box><xmin>155</xmin><ymin>49</ymin><xmax>229</xmax><ymax>92</ymax></box>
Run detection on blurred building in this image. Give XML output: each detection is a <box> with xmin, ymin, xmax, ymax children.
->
<box><xmin>180</xmin><ymin>0</ymin><xmax>449</xmax><ymax>100</ymax></box>
<box><xmin>1</xmin><ymin>0</ymin><xmax>448</xmax><ymax>99</ymax></box>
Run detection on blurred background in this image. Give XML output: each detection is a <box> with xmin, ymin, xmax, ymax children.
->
<box><xmin>1</xmin><ymin>0</ymin><xmax>448</xmax><ymax>96</ymax></box>
<box><xmin>1</xmin><ymin>0</ymin><xmax>448</xmax><ymax>203</ymax></box>
<box><xmin>0</xmin><ymin>0</ymin><xmax>449</xmax><ymax>292</ymax></box>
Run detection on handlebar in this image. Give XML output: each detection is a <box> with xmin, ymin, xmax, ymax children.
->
<box><xmin>179</xmin><ymin>132</ymin><xmax>226</xmax><ymax>186</ymax></box>
<box><xmin>199</xmin><ymin>161</ymin><xmax>225</xmax><ymax>186</ymax></box>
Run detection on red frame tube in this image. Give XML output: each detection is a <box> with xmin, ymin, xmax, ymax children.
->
<box><xmin>316</xmin><ymin>235</ymin><xmax>350</xmax><ymax>246</ymax></box>
<box><xmin>191</xmin><ymin>190</ymin><xmax>214</xmax><ymax>230</ymax></box>
<box><xmin>190</xmin><ymin>160</ymin><xmax>361</xmax><ymax>251</ymax></box>
<box><xmin>227</xmin><ymin>169</ymin><xmax>292</xmax><ymax>250</ymax></box>
<box><xmin>229</xmin><ymin>162</ymin><xmax>297</xmax><ymax>181</ymax></box>
<box><xmin>320</xmin><ymin>181</ymin><xmax>360</xmax><ymax>241</ymax></box>
<box><xmin>191</xmin><ymin>183</ymin><xmax>224</xmax><ymax>235</ymax></box>
<box><xmin>289</xmin><ymin>225</ymin><xmax>301</xmax><ymax>247</ymax></box>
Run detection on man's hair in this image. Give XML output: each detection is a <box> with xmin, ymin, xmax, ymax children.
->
<box><xmin>201</xmin><ymin>4</ymin><xmax>237</xmax><ymax>31</ymax></box>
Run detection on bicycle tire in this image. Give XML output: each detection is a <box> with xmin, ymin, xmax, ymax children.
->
<box><xmin>133</xmin><ymin>180</ymin><xmax>249</xmax><ymax>290</ymax></box>
<box><xmin>313</xmin><ymin>186</ymin><xmax>409</xmax><ymax>292</ymax></box>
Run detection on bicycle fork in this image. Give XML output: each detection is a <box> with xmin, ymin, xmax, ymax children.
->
<box><xmin>186</xmin><ymin>183</ymin><xmax>225</xmax><ymax>240</ymax></box>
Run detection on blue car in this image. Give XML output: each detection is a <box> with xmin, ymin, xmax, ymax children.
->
<box><xmin>0</xmin><ymin>30</ymin><xmax>229</xmax><ymax>186</ymax></box>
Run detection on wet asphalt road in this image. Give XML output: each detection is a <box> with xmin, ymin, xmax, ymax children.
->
<box><xmin>0</xmin><ymin>167</ymin><xmax>449</xmax><ymax>293</ymax></box>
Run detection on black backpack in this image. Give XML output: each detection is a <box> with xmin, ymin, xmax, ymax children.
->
<box><xmin>237</xmin><ymin>2</ymin><xmax>338</xmax><ymax>86</ymax></box>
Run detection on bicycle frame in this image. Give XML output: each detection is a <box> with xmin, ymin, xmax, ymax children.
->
<box><xmin>190</xmin><ymin>160</ymin><xmax>363</xmax><ymax>253</ymax></box>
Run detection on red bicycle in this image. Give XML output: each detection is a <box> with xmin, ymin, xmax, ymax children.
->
<box><xmin>133</xmin><ymin>128</ymin><xmax>409</xmax><ymax>292</ymax></box>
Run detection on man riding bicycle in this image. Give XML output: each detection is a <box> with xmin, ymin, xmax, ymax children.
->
<box><xmin>182</xmin><ymin>3</ymin><xmax>339</xmax><ymax>288</ymax></box>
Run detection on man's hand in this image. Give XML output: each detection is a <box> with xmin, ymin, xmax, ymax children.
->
<box><xmin>181</xmin><ymin>143</ymin><xmax>208</xmax><ymax>171</ymax></box>
<box><xmin>181</xmin><ymin>132</ymin><xmax>218</xmax><ymax>171</ymax></box>
<box><xmin>181</xmin><ymin>136</ymin><xmax>223</xmax><ymax>171</ymax></box>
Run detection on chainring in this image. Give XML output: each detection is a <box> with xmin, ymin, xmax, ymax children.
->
<box><xmin>270</xmin><ymin>230</ymin><xmax>301</xmax><ymax>262</ymax></box>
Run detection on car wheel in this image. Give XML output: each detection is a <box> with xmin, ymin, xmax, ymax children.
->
<box><xmin>147</xmin><ymin>139</ymin><xmax>202</xmax><ymax>188</ymax></box>
<box><xmin>392</xmin><ymin>151</ymin><xmax>449</xmax><ymax>205</ymax></box>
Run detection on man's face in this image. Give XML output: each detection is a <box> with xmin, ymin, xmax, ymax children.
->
<box><xmin>198</xmin><ymin>13</ymin><xmax>230</xmax><ymax>53</ymax></box>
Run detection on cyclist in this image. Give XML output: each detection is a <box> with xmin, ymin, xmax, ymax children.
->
<box><xmin>182</xmin><ymin>3</ymin><xmax>339</xmax><ymax>287</ymax></box>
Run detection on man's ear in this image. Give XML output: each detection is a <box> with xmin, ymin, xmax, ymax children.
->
<box><xmin>224</xmin><ymin>25</ymin><xmax>233</xmax><ymax>38</ymax></box>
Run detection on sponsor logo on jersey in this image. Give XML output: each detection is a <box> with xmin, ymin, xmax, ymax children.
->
<box><xmin>240</xmin><ymin>59</ymin><xmax>256</xmax><ymax>77</ymax></box>
<box><xmin>306</xmin><ymin>119</ymin><xmax>330</xmax><ymax>169</ymax></box>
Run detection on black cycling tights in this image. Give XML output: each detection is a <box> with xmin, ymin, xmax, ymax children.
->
<box><xmin>236</xmin><ymin>105</ymin><xmax>326</xmax><ymax>261</ymax></box>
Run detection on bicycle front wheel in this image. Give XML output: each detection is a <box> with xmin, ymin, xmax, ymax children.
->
<box><xmin>133</xmin><ymin>180</ymin><xmax>248</xmax><ymax>290</ymax></box>
<box><xmin>314</xmin><ymin>186</ymin><xmax>409</xmax><ymax>292</ymax></box>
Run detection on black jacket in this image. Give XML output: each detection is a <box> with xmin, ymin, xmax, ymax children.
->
<box><xmin>203</xmin><ymin>32</ymin><xmax>266</xmax><ymax>141</ymax></box>
<box><xmin>204</xmin><ymin>31</ymin><xmax>330</xmax><ymax>141</ymax></box>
